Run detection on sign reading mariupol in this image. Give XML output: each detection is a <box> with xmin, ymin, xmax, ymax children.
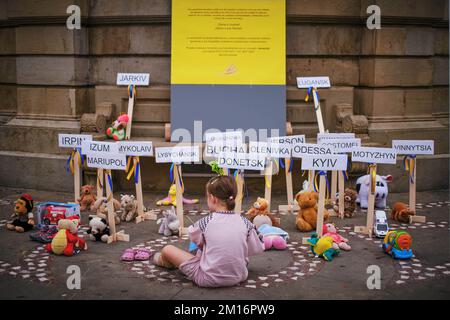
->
<box><xmin>86</xmin><ymin>154</ymin><xmax>127</xmax><ymax>170</ymax></box>
<box><xmin>58</xmin><ymin>134</ymin><xmax>92</xmax><ymax>148</ymax></box>
<box><xmin>81</xmin><ymin>140</ymin><xmax>119</xmax><ymax>154</ymax></box>
<box><xmin>352</xmin><ymin>147</ymin><xmax>397</xmax><ymax>164</ymax></box>
<box><xmin>218</xmin><ymin>152</ymin><xmax>266</xmax><ymax>171</ymax></box>
<box><xmin>291</xmin><ymin>143</ymin><xmax>334</xmax><ymax>158</ymax></box>
<box><xmin>117</xmin><ymin>141</ymin><xmax>153</xmax><ymax>157</ymax></box>
<box><xmin>301</xmin><ymin>154</ymin><xmax>348</xmax><ymax>171</ymax></box>
<box><xmin>392</xmin><ymin>140</ymin><xmax>434</xmax><ymax>155</ymax></box>
<box><xmin>155</xmin><ymin>146</ymin><xmax>200</xmax><ymax>163</ymax></box>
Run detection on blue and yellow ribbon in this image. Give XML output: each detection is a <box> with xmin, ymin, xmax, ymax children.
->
<box><xmin>368</xmin><ymin>164</ymin><xmax>377</xmax><ymax>194</ymax></box>
<box><xmin>305</xmin><ymin>87</ymin><xmax>320</xmax><ymax>111</ymax></box>
<box><xmin>106</xmin><ymin>169</ymin><xmax>113</xmax><ymax>201</ymax></box>
<box><xmin>403</xmin><ymin>155</ymin><xmax>416</xmax><ymax>184</ymax></box>
<box><xmin>128</xmin><ymin>84</ymin><xmax>136</xmax><ymax>99</ymax></box>
<box><xmin>170</xmin><ymin>163</ymin><xmax>184</xmax><ymax>193</ymax></box>
<box><xmin>279</xmin><ymin>158</ymin><xmax>293</xmax><ymax>174</ymax></box>
<box><xmin>65</xmin><ymin>148</ymin><xmax>83</xmax><ymax>174</ymax></box>
<box><xmin>342</xmin><ymin>170</ymin><xmax>349</xmax><ymax>182</ymax></box>
<box><xmin>126</xmin><ymin>156</ymin><xmax>140</xmax><ymax>184</ymax></box>
<box><xmin>314</xmin><ymin>171</ymin><xmax>330</xmax><ymax>199</ymax></box>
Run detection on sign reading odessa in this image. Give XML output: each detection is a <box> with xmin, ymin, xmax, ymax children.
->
<box><xmin>249</xmin><ymin>141</ymin><xmax>289</xmax><ymax>158</ymax></box>
<box><xmin>218</xmin><ymin>152</ymin><xmax>266</xmax><ymax>171</ymax></box>
<box><xmin>117</xmin><ymin>141</ymin><xmax>153</xmax><ymax>157</ymax></box>
<box><xmin>116</xmin><ymin>73</ymin><xmax>150</xmax><ymax>86</ymax></box>
<box><xmin>58</xmin><ymin>134</ymin><xmax>92</xmax><ymax>148</ymax></box>
<box><xmin>392</xmin><ymin>140</ymin><xmax>434</xmax><ymax>155</ymax></box>
<box><xmin>155</xmin><ymin>146</ymin><xmax>200</xmax><ymax>163</ymax></box>
<box><xmin>302</xmin><ymin>154</ymin><xmax>348</xmax><ymax>171</ymax></box>
<box><xmin>352</xmin><ymin>147</ymin><xmax>397</xmax><ymax>164</ymax></box>
<box><xmin>297</xmin><ymin>76</ymin><xmax>331</xmax><ymax>89</ymax></box>
<box><xmin>291</xmin><ymin>143</ymin><xmax>334</xmax><ymax>158</ymax></box>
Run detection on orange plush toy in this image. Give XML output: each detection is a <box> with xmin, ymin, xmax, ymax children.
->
<box><xmin>246</xmin><ymin>197</ymin><xmax>280</xmax><ymax>228</ymax></box>
<box><xmin>77</xmin><ymin>185</ymin><xmax>96</xmax><ymax>211</ymax></box>
<box><xmin>391</xmin><ymin>202</ymin><xmax>415</xmax><ymax>223</ymax></box>
<box><xmin>295</xmin><ymin>191</ymin><xmax>329</xmax><ymax>232</ymax></box>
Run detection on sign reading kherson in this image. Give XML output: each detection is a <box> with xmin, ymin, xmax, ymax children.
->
<box><xmin>297</xmin><ymin>76</ymin><xmax>331</xmax><ymax>89</ymax></box>
<box><xmin>319</xmin><ymin>138</ymin><xmax>361</xmax><ymax>153</ymax></box>
<box><xmin>204</xmin><ymin>131</ymin><xmax>244</xmax><ymax>143</ymax></box>
<box><xmin>81</xmin><ymin>140</ymin><xmax>119</xmax><ymax>155</ymax></box>
<box><xmin>86</xmin><ymin>154</ymin><xmax>127</xmax><ymax>170</ymax></box>
<box><xmin>155</xmin><ymin>146</ymin><xmax>200</xmax><ymax>163</ymax></box>
<box><xmin>205</xmin><ymin>141</ymin><xmax>247</xmax><ymax>157</ymax></box>
<box><xmin>291</xmin><ymin>143</ymin><xmax>334</xmax><ymax>158</ymax></box>
<box><xmin>249</xmin><ymin>142</ymin><xmax>290</xmax><ymax>158</ymax></box>
<box><xmin>116</xmin><ymin>73</ymin><xmax>150</xmax><ymax>86</ymax></box>
<box><xmin>392</xmin><ymin>140</ymin><xmax>434</xmax><ymax>155</ymax></box>
<box><xmin>117</xmin><ymin>141</ymin><xmax>153</xmax><ymax>157</ymax></box>
<box><xmin>317</xmin><ymin>132</ymin><xmax>355</xmax><ymax>143</ymax></box>
<box><xmin>301</xmin><ymin>154</ymin><xmax>348</xmax><ymax>171</ymax></box>
<box><xmin>58</xmin><ymin>134</ymin><xmax>92</xmax><ymax>148</ymax></box>
<box><xmin>351</xmin><ymin>147</ymin><xmax>397</xmax><ymax>164</ymax></box>
<box><xmin>218</xmin><ymin>152</ymin><xmax>266</xmax><ymax>171</ymax></box>
<box><xmin>267</xmin><ymin>134</ymin><xmax>306</xmax><ymax>145</ymax></box>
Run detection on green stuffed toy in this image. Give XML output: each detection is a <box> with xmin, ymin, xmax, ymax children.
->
<box><xmin>307</xmin><ymin>233</ymin><xmax>340</xmax><ymax>261</ymax></box>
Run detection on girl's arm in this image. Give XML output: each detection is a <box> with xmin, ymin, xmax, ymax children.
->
<box><xmin>188</xmin><ymin>224</ymin><xmax>204</xmax><ymax>249</ymax></box>
<box><xmin>247</xmin><ymin>227</ymin><xmax>265</xmax><ymax>256</ymax></box>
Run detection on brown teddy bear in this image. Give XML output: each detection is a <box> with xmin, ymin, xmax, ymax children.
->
<box><xmin>77</xmin><ymin>185</ymin><xmax>96</xmax><ymax>211</ymax></box>
<box><xmin>91</xmin><ymin>197</ymin><xmax>121</xmax><ymax>224</ymax></box>
<box><xmin>245</xmin><ymin>197</ymin><xmax>280</xmax><ymax>228</ymax></box>
<box><xmin>333</xmin><ymin>188</ymin><xmax>358</xmax><ymax>218</ymax></box>
<box><xmin>391</xmin><ymin>202</ymin><xmax>415</xmax><ymax>223</ymax></box>
<box><xmin>295</xmin><ymin>191</ymin><xmax>329</xmax><ymax>232</ymax></box>
<box><xmin>6</xmin><ymin>194</ymin><xmax>35</xmax><ymax>232</ymax></box>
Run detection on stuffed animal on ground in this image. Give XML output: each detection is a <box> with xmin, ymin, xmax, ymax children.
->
<box><xmin>307</xmin><ymin>233</ymin><xmax>340</xmax><ymax>261</ymax></box>
<box><xmin>91</xmin><ymin>197</ymin><xmax>121</xmax><ymax>224</ymax></box>
<box><xmin>157</xmin><ymin>207</ymin><xmax>180</xmax><ymax>236</ymax></box>
<box><xmin>106</xmin><ymin>113</ymin><xmax>129</xmax><ymax>141</ymax></box>
<box><xmin>322</xmin><ymin>223</ymin><xmax>351</xmax><ymax>251</ymax></box>
<box><xmin>77</xmin><ymin>185</ymin><xmax>96</xmax><ymax>211</ymax></box>
<box><xmin>295</xmin><ymin>191</ymin><xmax>329</xmax><ymax>232</ymax></box>
<box><xmin>246</xmin><ymin>197</ymin><xmax>280</xmax><ymax>228</ymax></box>
<box><xmin>6</xmin><ymin>194</ymin><xmax>35</xmax><ymax>233</ymax></box>
<box><xmin>382</xmin><ymin>230</ymin><xmax>413</xmax><ymax>259</ymax></box>
<box><xmin>333</xmin><ymin>188</ymin><xmax>358</xmax><ymax>218</ymax></box>
<box><xmin>356</xmin><ymin>174</ymin><xmax>393</xmax><ymax>209</ymax></box>
<box><xmin>257</xmin><ymin>224</ymin><xmax>288</xmax><ymax>251</ymax></box>
<box><xmin>391</xmin><ymin>202</ymin><xmax>415</xmax><ymax>223</ymax></box>
<box><xmin>156</xmin><ymin>184</ymin><xmax>199</xmax><ymax>207</ymax></box>
<box><xmin>86</xmin><ymin>216</ymin><xmax>110</xmax><ymax>242</ymax></box>
<box><xmin>120</xmin><ymin>194</ymin><xmax>138</xmax><ymax>222</ymax></box>
<box><xmin>45</xmin><ymin>217</ymin><xmax>87</xmax><ymax>256</ymax></box>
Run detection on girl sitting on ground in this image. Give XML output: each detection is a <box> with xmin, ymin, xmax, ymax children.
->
<box><xmin>153</xmin><ymin>175</ymin><xmax>265</xmax><ymax>287</ymax></box>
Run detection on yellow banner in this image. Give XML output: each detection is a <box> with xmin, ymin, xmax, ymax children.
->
<box><xmin>171</xmin><ymin>0</ymin><xmax>286</xmax><ymax>85</ymax></box>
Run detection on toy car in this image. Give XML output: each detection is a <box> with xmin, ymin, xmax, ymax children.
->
<box><xmin>373</xmin><ymin>210</ymin><xmax>389</xmax><ymax>238</ymax></box>
<box><xmin>42</xmin><ymin>206</ymin><xmax>66</xmax><ymax>225</ymax></box>
<box><xmin>382</xmin><ymin>230</ymin><xmax>413</xmax><ymax>259</ymax></box>
<box><xmin>36</xmin><ymin>202</ymin><xmax>80</xmax><ymax>225</ymax></box>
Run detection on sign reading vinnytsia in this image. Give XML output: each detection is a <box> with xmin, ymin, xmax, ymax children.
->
<box><xmin>171</xmin><ymin>0</ymin><xmax>286</xmax><ymax>141</ymax></box>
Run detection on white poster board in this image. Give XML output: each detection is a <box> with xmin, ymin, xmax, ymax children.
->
<box><xmin>116</xmin><ymin>73</ymin><xmax>150</xmax><ymax>86</ymax></box>
<box><xmin>155</xmin><ymin>146</ymin><xmax>201</xmax><ymax>163</ymax></box>
<box><xmin>117</xmin><ymin>141</ymin><xmax>153</xmax><ymax>157</ymax></box>
<box><xmin>351</xmin><ymin>147</ymin><xmax>397</xmax><ymax>164</ymax></box>
<box><xmin>58</xmin><ymin>134</ymin><xmax>92</xmax><ymax>148</ymax></box>
<box><xmin>392</xmin><ymin>140</ymin><xmax>434</xmax><ymax>155</ymax></box>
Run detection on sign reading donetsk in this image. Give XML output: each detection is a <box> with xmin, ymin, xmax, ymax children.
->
<box><xmin>171</xmin><ymin>0</ymin><xmax>286</xmax><ymax>142</ymax></box>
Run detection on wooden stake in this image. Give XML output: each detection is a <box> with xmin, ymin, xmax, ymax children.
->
<box><xmin>308</xmin><ymin>170</ymin><xmax>315</xmax><ymax>192</ymax></box>
<box><xmin>331</xmin><ymin>170</ymin><xmax>337</xmax><ymax>203</ymax></box>
<box><xmin>235</xmin><ymin>170</ymin><xmax>244</xmax><ymax>214</ymax></box>
<box><xmin>134</xmin><ymin>157</ymin><xmax>157</xmax><ymax>224</ymax></box>
<box><xmin>285</xmin><ymin>162</ymin><xmax>294</xmax><ymax>212</ymax></box>
<box><xmin>312</xmin><ymin>87</ymin><xmax>325</xmax><ymax>134</ymax></box>
<box><xmin>174</xmin><ymin>164</ymin><xmax>185</xmax><ymax>235</ymax></box>
<box><xmin>104</xmin><ymin>170</ymin><xmax>129</xmax><ymax>243</ymax></box>
<box><xmin>97</xmin><ymin>169</ymin><xmax>104</xmax><ymax>199</ymax></box>
<box><xmin>74</xmin><ymin>150</ymin><xmax>81</xmax><ymax>203</ymax></box>
<box><xmin>125</xmin><ymin>87</ymin><xmax>135</xmax><ymax>140</ymax></box>
<box><xmin>316</xmin><ymin>174</ymin><xmax>326</xmax><ymax>237</ymax></box>
<box><xmin>409</xmin><ymin>158</ymin><xmax>416</xmax><ymax>211</ymax></box>
<box><xmin>338</xmin><ymin>171</ymin><xmax>345</xmax><ymax>219</ymax></box>
<box><xmin>264</xmin><ymin>158</ymin><xmax>273</xmax><ymax>212</ymax></box>
<box><xmin>354</xmin><ymin>164</ymin><xmax>376</xmax><ymax>237</ymax></box>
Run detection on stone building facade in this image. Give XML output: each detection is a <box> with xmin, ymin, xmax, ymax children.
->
<box><xmin>0</xmin><ymin>0</ymin><xmax>448</xmax><ymax>194</ymax></box>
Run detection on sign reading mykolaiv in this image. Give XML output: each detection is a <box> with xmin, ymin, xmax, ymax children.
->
<box><xmin>155</xmin><ymin>146</ymin><xmax>201</xmax><ymax>163</ymax></box>
<box><xmin>352</xmin><ymin>147</ymin><xmax>397</xmax><ymax>164</ymax></box>
<box><xmin>58</xmin><ymin>134</ymin><xmax>92</xmax><ymax>148</ymax></box>
<box><xmin>297</xmin><ymin>76</ymin><xmax>331</xmax><ymax>89</ymax></box>
<box><xmin>116</xmin><ymin>73</ymin><xmax>150</xmax><ymax>86</ymax></box>
<box><xmin>117</xmin><ymin>141</ymin><xmax>153</xmax><ymax>157</ymax></box>
<box><xmin>392</xmin><ymin>140</ymin><xmax>434</xmax><ymax>155</ymax></box>
<box><xmin>301</xmin><ymin>154</ymin><xmax>348</xmax><ymax>171</ymax></box>
<box><xmin>317</xmin><ymin>132</ymin><xmax>355</xmax><ymax>143</ymax></box>
<box><xmin>291</xmin><ymin>143</ymin><xmax>334</xmax><ymax>158</ymax></box>
<box><xmin>81</xmin><ymin>140</ymin><xmax>119</xmax><ymax>154</ymax></box>
<box><xmin>218</xmin><ymin>152</ymin><xmax>266</xmax><ymax>171</ymax></box>
<box><xmin>319</xmin><ymin>138</ymin><xmax>361</xmax><ymax>153</ymax></box>
<box><xmin>249</xmin><ymin>141</ymin><xmax>289</xmax><ymax>158</ymax></box>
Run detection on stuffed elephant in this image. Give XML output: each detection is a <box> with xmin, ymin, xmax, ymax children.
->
<box><xmin>157</xmin><ymin>207</ymin><xmax>180</xmax><ymax>236</ymax></box>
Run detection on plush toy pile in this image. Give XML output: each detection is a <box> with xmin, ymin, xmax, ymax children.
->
<box><xmin>322</xmin><ymin>223</ymin><xmax>351</xmax><ymax>251</ymax></box>
<box><xmin>120</xmin><ymin>194</ymin><xmax>138</xmax><ymax>222</ymax></box>
<box><xmin>6</xmin><ymin>194</ymin><xmax>34</xmax><ymax>233</ymax></box>
<box><xmin>106</xmin><ymin>114</ymin><xmax>129</xmax><ymax>141</ymax></box>
<box><xmin>157</xmin><ymin>207</ymin><xmax>180</xmax><ymax>236</ymax></box>
<box><xmin>246</xmin><ymin>197</ymin><xmax>280</xmax><ymax>228</ymax></box>
<box><xmin>45</xmin><ymin>217</ymin><xmax>87</xmax><ymax>256</ymax></box>
<box><xmin>307</xmin><ymin>233</ymin><xmax>340</xmax><ymax>261</ymax></box>
<box><xmin>92</xmin><ymin>197</ymin><xmax>121</xmax><ymax>224</ymax></box>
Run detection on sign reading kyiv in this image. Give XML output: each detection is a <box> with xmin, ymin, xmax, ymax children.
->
<box><xmin>58</xmin><ymin>134</ymin><xmax>92</xmax><ymax>148</ymax></box>
<box><xmin>352</xmin><ymin>147</ymin><xmax>397</xmax><ymax>164</ymax></box>
<box><xmin>392</xmin><ymin>140</ymin><xmax>434</xmax><ymax>155</ymax></box>
<box><xmin>301</xmin><ymin>154</ymin><xmax>348</xmax><ymax>171</ymax></box>
<box><xmin>116</xmin><ymin>73</ymin><xmax>150</xmax><ymax>86</ymax></box>
<box><xmin>155</xmin><ymin>146</ymin><xmax>200</xmax><ymax>163</ymax></box>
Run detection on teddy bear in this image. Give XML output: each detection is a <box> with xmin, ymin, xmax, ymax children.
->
<box><xmin>91</xmin><ymin>197</ymin><xmax>121</xmax><ymax>225</ymax></box>
<box><xmin>86</xmin><ymin>216</ymin><xmax>110</xmax><ymax>242</ymax></box>
<box><xmin>333</xmin><ymin>188</ymin><xmax>358</xmax><ymax>218</ymax></box>
<box><xmin>6</xmin><ymin>193</ymin><xmax>35</xmax><ymax>233</ymax></box>
<box><xmin>106</xmin><ymin>113</ymin><xmax>129</xmax><ymax>141</ymax></box>
<box><xmin>391</xmin><ymin>202</ymin><xmax>415</xmax><ymax>223</ymax></box>
<box><xmin>120</xmin><ymin>194</ymin><xmax>138</xmax><ymax>222</ymax></box>
<box><xmin>307</xmin><ymin>233</ymin><xmax>340</xmax><ymax>261</ymax></box>
<box><xmin>157</xmin><ymin>207</ymin><xmax>180</xmax><ymax>236</ymax></box>
<box><xmin>45</xmin><ymin>217</ymin><xmax>87</xmax><ymax>256</ymax></box>
<box><xmin>322</xmin><ymin>223</ymin><xmax>351</xmax><ymax>251</ymax></box>
<box><xmin>245</xmin><ymin>197</ymin><xmax>280</xmax><ymax>228</ymax></box>
<box><xmin>295</xmin><ymin>191</ymin><xmax>329</xmax><ymax>232</ymax></box>
<box><xmin>77</xmin><ymin>185</ymin><xmax>96</xmax><ymax>211</ymax></box>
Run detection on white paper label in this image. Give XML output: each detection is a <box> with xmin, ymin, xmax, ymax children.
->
<box><xmin>58</xmin><ymin>134</ymin><xmax>92</xmax><ymax>148</ymax></box>
<box><xmin>204</xmin><ymin>141</ymin><xmax>247</xmax><ymax>157</ymax></box>
<box><xmin>86</xmin><ymin>153</ymin><xmax>127</xmax><ymax>170</ymax></box>
<box><xmin>301</xmin><ymin>154</ymin><xmax>348</xmax><ymax>171</ymax></box>
<box><xmin>392</xmin><ymin>140</ymin><xmax>434</xmax><ymax>155</ymax></box>
<box><xmin>204</xmin><ymin>130</ymin><xmax>244</xmax><ymax>143</ymax></box>
<box><xmin>217</xmin><ymin>152</ymin><xmax>266</xmax><ymax>171</ymax></box>
<box><xmin>155</xmin><ymin>146</ymin><xmax>200</xmax><ymax>163</ymax></box>
<box><xmin>352</xmin><ymin>147</ymin><xmax>397</xmax><ymax>164</ymax></box>
<box><xmin>117</xmin><ymin>141</ymin><xmax>153</xmax><ymax>157</ymax></box>
<box><xmin>291</xmin><ymin>143</ymin><xmax>334</xmax><ymax>158</ymax></box>
<box><xmin>267</xmin><ymin>135</ymin><xmax>306</xmax><ymax>145</ymax></box>
<box><xmin>319</xmin><ymin>138</ymin><xmax>361</xmax><ymax>153</ymax></box>
<box><xmin>116</xmin><ymin>73</ymin><xmax>150</xmax><ymax>86</ymax></box>
<box><xmin>317</xmin><ymin>133</ymin><xmax>355</xmax><ymax>143</ymax></box>
<box><xmin>297</xmin><ymin>76</ymin><xmax>331</xmax><ymax>89</ymax></box>
<box><xmin>248</xmin><ymin>142</ymin><xmax>290</xmax><ymax>158</ymax></box>
<box><xmin>81</xmin><ymin>140</ymin><xmax>119</xmax><ymax>155</ymax></box>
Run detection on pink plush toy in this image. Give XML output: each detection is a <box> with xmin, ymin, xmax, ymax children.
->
<box><xmin>263</xmin><ymin>236</ymin><xmax>287</xmax><ymax>250</ymax></box>
<box><xmin>322</xmin><ymin>223</ymin><xmax>351</xmax><ymax>251</ymax></box>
